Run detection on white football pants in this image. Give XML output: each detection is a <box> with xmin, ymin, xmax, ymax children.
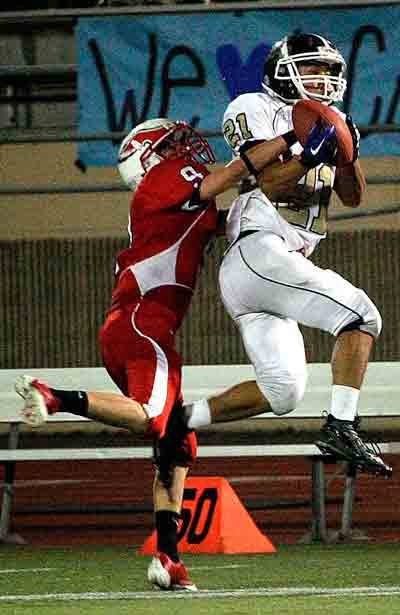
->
<box><xmin>218</xmin><ymin>231</ymin><xmax>382</xmax><ymax>415</ymax></box>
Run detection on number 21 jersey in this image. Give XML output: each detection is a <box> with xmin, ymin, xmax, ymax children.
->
<box><xmin>222</xmin><ymin>91</ymin><xmax>339</xmax><ymax>256</ymax></box>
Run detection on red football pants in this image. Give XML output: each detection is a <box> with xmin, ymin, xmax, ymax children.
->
<box><xmin>99</xmin><ymin>296</ymin><xmax>197</xmax><ymax>464</ymax></box>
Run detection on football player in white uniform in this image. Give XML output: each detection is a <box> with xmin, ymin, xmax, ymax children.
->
<box><xmin>185</xmin><ymin>33</ymin><xmax>391</xmax><ymax>477</ymax></box>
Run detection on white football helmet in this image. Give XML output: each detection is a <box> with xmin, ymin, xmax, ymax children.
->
<box><xmin>263</xmin><ymin>33</ymin><xmax>347</xmax><ymax>104</ymax></box>
<box><xmin>117</xmin><ymin>118</ymin><xmax>215</xmax><ymax>191</ymax></box>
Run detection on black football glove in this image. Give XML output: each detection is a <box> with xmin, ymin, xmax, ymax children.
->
<box><xmin>345</xmin><ymin>114</ymin><xmax>360</xmax><ymax>163</ymax></box>
<box><xmin>300</xmin><ymin>120</ymin><xmax>338</xmax><ymax>168</ymax></box>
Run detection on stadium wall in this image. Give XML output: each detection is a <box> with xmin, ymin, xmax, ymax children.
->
<box><xmin>1</xmin><ymin>230</ymin><xmax>400</xmax><ymax>369</ymax></box>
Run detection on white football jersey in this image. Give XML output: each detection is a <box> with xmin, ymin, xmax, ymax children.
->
<box><xmin>222</xmin><ymin>91</ymin><xmax>341</xmax><ymax>256</ymax></box>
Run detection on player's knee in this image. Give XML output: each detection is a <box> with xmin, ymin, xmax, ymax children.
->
<box><xmin>271</xmin><ymin>381</ymin><xmax>306</xmax><ymax>415</ymax></box>
<box><xmin>257</xmin><ymin>370</ymin><xmax>307</xmax><ymax>416</ymax></box>
<box><xmin>362</xmin><ymin>298</ymin><xmax>382</xmax><ymax>338</ymax></box>
<box><xmin>338</xmin><ymin>290</ymin><xmax>382</xmax><ymax>339</ymax></box>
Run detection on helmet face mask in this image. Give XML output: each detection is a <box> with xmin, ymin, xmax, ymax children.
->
<box><xmin>118</xmin><ymin>118</ymin><xmax>215</xmax><ymax>191</ymax></box>
<box><xmin>263</xmin><ymin>33</ymin><xmax>347</xmax><ymax>104</ymax></box>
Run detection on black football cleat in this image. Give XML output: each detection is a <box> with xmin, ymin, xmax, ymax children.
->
<box><xmin>316</xmin><ymin>414</ymin><xmax>392</xmax><ymax>478</ymax></box>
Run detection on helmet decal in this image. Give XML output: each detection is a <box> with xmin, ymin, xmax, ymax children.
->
<box><xmin>117</xmin><ymin>119</ymin><xmax>215</xmax><ymax>191</ymax></box>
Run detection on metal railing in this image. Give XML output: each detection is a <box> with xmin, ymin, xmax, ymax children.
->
<box><xmin>1</xmin><ymin>124</ymin><xmax>400</xmax><ymax>145</ymax></box>
<box><xmin>1</xmin><ymin>179</ymin><xmax>399</xmax><ymax>223</ymax></box>
<box><xmin>1</xmin><ymin>176</ymin><xmax>400</xmax><ymax>197</ymax></box>
<box><xmin>1</xmin><ymin>0</ymin><xmax>399</xmax><ymax>23</ymax></box>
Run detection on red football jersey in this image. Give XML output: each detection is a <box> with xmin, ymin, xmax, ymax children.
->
<box><xmin>112</xmin><ymin>157</ymin><xmax>218</xmax><ymax>309</ymax></box>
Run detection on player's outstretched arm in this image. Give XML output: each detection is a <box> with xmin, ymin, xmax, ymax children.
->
<box><xmin>333</xmin><ymin>116</ymin><xmax>366</xmax><ymax>207</ymax></box>
<box><xmin>198</xmin><ymin>134</ymin><xmax>291</xmax><ymax>201</ymax></box>
<box><xmin>257</xmin><ymin>157</ymin><xmax>307</xmax><ymax>200</ymax></box>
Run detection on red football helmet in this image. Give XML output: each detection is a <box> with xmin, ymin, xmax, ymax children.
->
<box><xmin>118</xmin><ymin>118</ymin><xmax>215</xmax><ymax>191</ymax></box>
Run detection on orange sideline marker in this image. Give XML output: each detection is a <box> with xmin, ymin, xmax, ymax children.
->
<box><xmin>139</xmin><ymin>476</ymin><xmax>276</xmax><ymax>554</ymax></box>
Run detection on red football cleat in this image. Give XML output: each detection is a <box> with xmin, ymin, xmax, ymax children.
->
<box><xmin>15</xmin><ymin>375</ymin><xmax>61</xmax><ymax>427</ymax></box>
<box><xmin>147</xmin><ymin>552</ymin><xmax>197</xmax><ymax>591</ymax></box>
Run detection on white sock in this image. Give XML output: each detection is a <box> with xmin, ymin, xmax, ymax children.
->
<box><xmin>330</xmin><ymin>385</ymin><xmax>360</xmax><ymax>421</ymax></box>
<box><xmin>184</xmin><ymin>398</ymin><xmax>211</xmax><ymax>429</ymax></box>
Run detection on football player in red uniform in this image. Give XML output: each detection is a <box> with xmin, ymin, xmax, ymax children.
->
<box><xmin>15</xmin><ymin>117</ymin><xmax>296</xmax><ymax>591</ymax></box>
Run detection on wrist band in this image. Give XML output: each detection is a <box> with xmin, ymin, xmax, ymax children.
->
<box><xmin>240</xmin><ymin>151</ymin><xmax>259</xmax><ymax>177</ymax></box>
<box><xmin>281</xmin><ymin>130</ymin><xmax>297</xmax><ymax>148</ymax></box>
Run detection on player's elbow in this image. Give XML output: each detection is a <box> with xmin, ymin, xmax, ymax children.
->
<box><xmin>227</xmin><ymin>158</ymin><xmax>250</xmax><ymax>184</ymax></box>
<box><xmin>335</xmin><ymin>161</ymin><xmax>366</xmax><ymax>207</ymax></box>
<box><xmin>339</xmin><ymin>184</ymin><xmax>365</xmax><ymax>208</ymax></box>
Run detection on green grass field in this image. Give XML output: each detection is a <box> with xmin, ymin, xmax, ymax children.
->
<box><xmin>0</xmin><ymin>543</ymin><xmax>399</xmax><ymax>615</ymax></box>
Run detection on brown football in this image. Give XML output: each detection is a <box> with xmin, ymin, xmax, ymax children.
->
<box><xmin>292</xmin><ymin>99</ymin><xmax>353</xmax><ymax>167</ymax></box>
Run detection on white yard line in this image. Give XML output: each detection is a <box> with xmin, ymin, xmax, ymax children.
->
<box><xmin>0</xmin><ymin>568</ymin><xmax>56</xmax><ymax>575</ymax></box>
<box><xmin>190</xmin><ymin>564</ymin><xmax>250</xmax><ymax>570</ymax></box>
<box><xmin>1</xmin><ymin>586</ymin><xmax>400</xmax><ymax>602</ymax></box>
